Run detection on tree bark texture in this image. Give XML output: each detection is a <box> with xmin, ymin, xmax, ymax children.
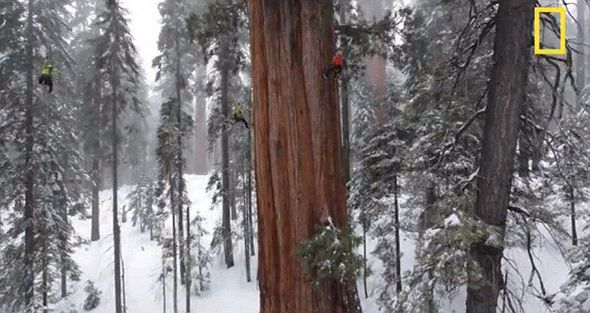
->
<box><xmin>247</xmin><ymin>1</ymin><xmax>360</xmax><ymax>312</ymax></box>
<box><xmin>466</xmin><ymin>1</ymin><xmax>534</xmax><ymax>312</ymax></box>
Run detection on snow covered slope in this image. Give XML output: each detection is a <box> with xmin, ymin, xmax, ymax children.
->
<box><xmin>54</xmin><ymin>174</ymin><xmax>572</xmax><ymax>313</ymax></box>
<box><xmin>55</xmin><ymin>175</ymin><xmax>259</xmax><ymax>313</ymax></box>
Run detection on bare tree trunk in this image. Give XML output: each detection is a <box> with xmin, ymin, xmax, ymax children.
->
<box><xmin>91</xmin><ymin>88</ymin><xmax>102</xmax><ymax>241</ymax></box>
<box><xmin>112</xmin><ymin>39</ymin><xmax>123</xmax><ymax>313</ymax></box>
<box><xmin>362</xmin><ymin>225</ymin><xmax>368</xmax><ymax>299</ymax></box>
<box><xmin>171</xmin><ymin>179</ymin><xmax>178</xmax><ymax>313</ymax></box>
<box><xmin>60</xmin><ymin>174</ymin><xmax>68</xmax><ymax>298</ymax></box>
<box><xmin>162</xmin><ymin>257</ymin><xmax>167</xmax><ymax>313</ymax></box>
<box><xmin>220</xmin><ymin>40</ymin><xmax>235</xmax><ymax>268</ymax></box>
<box><xmin>91</xmin><ymin>148</ymin><xmax>101</xmax><ymax>241</ymax></box>
<box><xmin>570</xmin><ymin>184</ymin><xmax>578</xmax><ymax>246</ymax></box>
<box><xmin>121</xmin><ymin>256</ymin><xmax>127</xmax><ymax>312</ymax></box>
<box><xmin>243</xmin><ymin>146</ymin><xmax>252</xmax><ymax>282</ymax></box>
<box><xmin>247</xmin><ymin>1</ymin><xmax>362</xmax><ymax>312</ymax></box>
<box><xmin>24</xmin><ymin>0</ymin><xmax>36</xmax><ymax>308</ymax></box>
<box><xmin>185</xmin><ymin>201</ymin><xmax>191</xmax><ymax>312</ymax></box>
<box><xmin>466</xmin><ymin>1</ymin><xmax>534</xmax><ymax>312</ymax></box>
<box><xmin>42</xmin><ymin>238</ymin><xmax>48</xmax><ymax>313</ymax></box>
<box><xmin>393</xmin><ymin>176</ymin><xmax>402</xmax><ymax>294</ymax></box>
<box><xmin>247</xmin><ymin>129</ymin><xmax>255</xmax><ymax>256</ymax></box>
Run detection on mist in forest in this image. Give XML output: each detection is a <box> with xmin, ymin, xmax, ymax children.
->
<box><xmin>1</xmin><ymin>1</ymin><xmax>590</xmax><ymax>313</ymax></box>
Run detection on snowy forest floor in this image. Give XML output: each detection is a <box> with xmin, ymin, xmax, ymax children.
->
<box><xmin>54</xmin><ymin>174</ymin><xmax>573</xmax><ymax>313</ymax></box>
<box><xmin>55</xmin><ymin>175</ymin><xmax>259</xmax><ymax>313</ymax></box>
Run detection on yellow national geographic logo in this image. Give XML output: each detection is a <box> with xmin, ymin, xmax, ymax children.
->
<box><xmin>534</xmin><ymin>7</ymin><xmax>567</xmax><ymax>55</ymax></box>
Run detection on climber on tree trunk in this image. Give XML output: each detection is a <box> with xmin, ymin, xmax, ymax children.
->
<box><xmin>38</xmin><ymin>58</ymin><xmax>54</xmax><ymax>93</ymax></box>
<box><xmin>323</xmin><ymin>52</ymin><xmax>344</xmax><ymax>80</ymax></box>
<box><xmin>233</xmin><ymin>103</ymin><xmax>250</xmax><ymax>129</ymax></box>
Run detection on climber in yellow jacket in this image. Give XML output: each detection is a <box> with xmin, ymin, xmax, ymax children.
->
<box><xmin>38</xmin><ymin>58</ymin><xmax>55</xmax><ymax>93</ymax></box>
<box><xmin>233</xmin><ymin>103</ymin><xmax>250</xmax><ymax>129</ymax></box>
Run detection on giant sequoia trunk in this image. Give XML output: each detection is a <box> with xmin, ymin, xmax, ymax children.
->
<box><xmin>247</xmin><ymin>1</ymin><xmax>359</xmax><ymax>312</ymax></box>
<box><xmin>466</xmin><ymin>1</ymin><xmax>534</xmax><ymax>312</ymax></box>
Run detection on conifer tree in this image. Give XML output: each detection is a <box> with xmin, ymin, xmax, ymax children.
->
<box><xmin>92</xmin><ymin>0</ymin><xmax>142</xmax><ymax>311</ymax></box>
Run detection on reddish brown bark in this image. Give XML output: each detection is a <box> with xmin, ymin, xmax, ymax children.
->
<box><xmin>367</xmin><ymin>54</ymin><xmax>388</xmax><ymax>125</ymax></box>
<box><xmin>247</xmin><ymin>1</ymin><xmax>357</xmax><ymax>312</ymax></box>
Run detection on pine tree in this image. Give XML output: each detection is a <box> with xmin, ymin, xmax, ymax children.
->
<box><xmin>154</xmin><ymin>0</ymin><xmax>202</xmax><ymax>310</ymax></box>
<box><xmin>0</xmin><ymin>0</ymin><xmax>90</xmax><ymax>310</ymax></box>
<box><xmin>129</xmin><ymin>175</ymin><xmax>157</xmax><ymax>239</ymax></box>
<box><xmin>70</xmin><ymin>0</ymin><xmax>103</xmax><ymax>242</ymax></box>
<box><xmin>187</xmin><ymin>0</ymin><xmax>249</xmax><ymax>269</ymax></box>
<box><xmin>92</xmin><ymin>0</ymin><xmax>142</xmax><ymax>311</ymax></box>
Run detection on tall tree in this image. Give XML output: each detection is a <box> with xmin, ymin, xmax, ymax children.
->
<box><xmin>466</xmin><ymin>1</ymin><xmax>534</xmax><ymax>312</ymax></box>
<box><xmin>94</xmin><ymin>0</ymin><xmax>142</xmax><ymax>311</ymax></box>
<box><xmin>154</xmin><ymin>0</ymin><xmax>200</xmax><ymax>308</ymax></box>
<box><xmin>0</xmin><ymin>0</ymin><xmax>87</xmax><ymax>310</ymax></box>
<box><xmin>247</xmin><ymin>1</ymin><xmax>361</xmax><ymax>312</ymax></box>
<box><xmin>188</xmin><ymin>0</ymin><xmax>246</xmax><ymax>269</ymax></box>
<box><xmin>70</xmin><ymin>0</ymin><xmax>104</xmax><ymax>242</ymax></box>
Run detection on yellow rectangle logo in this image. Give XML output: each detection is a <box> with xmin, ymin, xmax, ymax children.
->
<box><xmin>534</xmin><ymin>7</ymin><xmax>567</xmax><ymax>55</ymax></box>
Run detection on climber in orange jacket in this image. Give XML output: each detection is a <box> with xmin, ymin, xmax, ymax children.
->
<box><xmin>323</xmin><ymin>52</ymin><xmax>345</xmax><ymax>80</ymax></box>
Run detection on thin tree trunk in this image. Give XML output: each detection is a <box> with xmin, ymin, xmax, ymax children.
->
<box><xmin>42</xmin><ymin>212</ymin><xmax>48</xmax><ymax>313</ymax></box>
<box><xmin>393</xmin><ymin>176</ymin><xmax>402</xmax><ymax>294</ymax></box>
<box><xmin>185</xmin><ymin>200</ymin><xmax>191</xmax><ymax>312</ymax></box>
<box><xmin>247</xmin><ymin>129</ymin><xmax>255</xmax><ymax>256</ymax></box>
<box><xmin>243</xmin><ymin>147</ymin><xmax>252</xmax><ymax>282</ymax></box>
<box><xmin>175</xmin><ymin>25</ymin><xmax>185</xmax><ymax>287</ymax></box>
<box><xmin>110</xmin><ymin>2</ymin><xmax>123</xmax><ymax>312</ymax></box>
<box><xmin>24</xmin><ymin>0</ymin><xmax>36</xmax><ymax>308</ymax></box>
<box><xmin>220</xmin><ymin>40</ymin><xmax>235</xmax><ymax>268</ymax></box>
<box><xmin>162</xmin><ymin>257</ymin><xmax>167</xmax><ymax>313</ymax></box>
<box><xmin>362</xmin><ymin>225</ymin><xmax>368</xmax><ymax>299</ymax></box>
<box><xmin>466</xmin><ymin>1</ymin><xmax>534</xmax><ymax>312</ymax></box>
<box><xmin>176</xmin><ymin>24</ymin><xmax>191</xmax><ymax>306</ymax></box>
<box><xmin>171</xmin><ymin>178</ymin><xmax>178</xmax><ymax>313</ymax></box>
<box><xmin>122</xmin><ymin>255</ymin><xmax>127</xmax><ymax>312</ymax></box>
<box><xmin>91</xmin><ymin>148</ymin><xmax>101</xmax><ymax>241</ymax></box>
<box><xmin>112</xmin><ymin>69</ymin><xmax>123</xmax><ymax>313</ymax></box>
<box><xmin>247</xmin><ymin>1</ymin><xmax>362</xmax><ymax>312</ymax></box>
<box><xmin>60</xmin><ymin>174</ymin><xmax>68</xmax><ymax>298</ymax></box>
<box><xmin>91</xmin><ymin>87</ymin><xmax>102</xmax><ymax>241</ymax></box>
<box><xmin>570</xmin><ymin>184</ymin><xmax>578</xmax><ymax>246</ymax></box>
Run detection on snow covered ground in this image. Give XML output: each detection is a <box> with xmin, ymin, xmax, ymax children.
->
<box><xmin>55</xmin><ymin>175</ymin><xmax>259</xmax><ymax>313</ymax></box>
<box><xmin>54</xmin><ymin>174</ymin><xmax>573</xmax><ymax>312</ymax></box>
